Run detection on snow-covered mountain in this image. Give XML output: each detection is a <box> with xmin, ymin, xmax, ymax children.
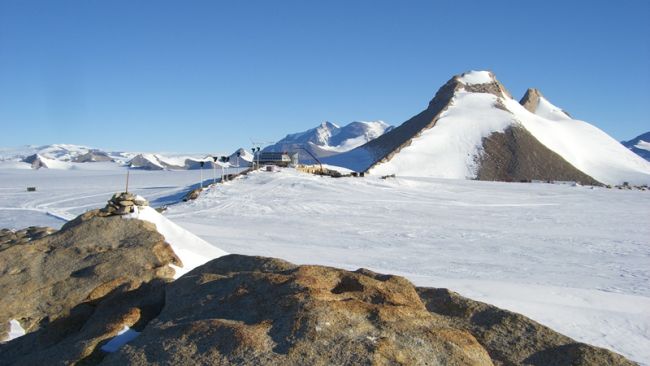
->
<box><xmin>326</xmin><ymin>71</ymin><xmax>650</xmax><ymax>185</ymax></box>
<box><xmin>0</xmin><ymin>144</ymin><xmax>130</xmax><ymax>163</ymax></box>
<box><xmin>0</xmin><ymin>144</ymin><xmax>252</xmax><ymax>171</ymax></box>
<box><xmin>622</xmin><ymin>132</ymin><xmax>650</xmax><ymax>162</ymax></box>
<box><xmin>128</xmin><ymin>149</ymin><xmax>254</xmax><ymax>170</ymax></box>
<box><xmin>263</xmin><ymin>121</ymin><xmax>392</xmax><ymax>162</ymax></box>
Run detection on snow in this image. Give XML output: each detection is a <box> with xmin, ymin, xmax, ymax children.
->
<box><xmin>505</xmin><ymin>97</ymin><xmax>650</xmax><ymax>185</ymax></box>
<box><xmin>100</xmin><ymin>326</ymin><xmax>140</xmax><ymax>353</ymax></box>
<box><xmin>1</xmin><ymin>167</ymin><xmax>649</xmax><ymax>362</ymax></box>
<box><xmin>0</xmin><ymin>166</ymin><xmax>247</xmax><ymax>229</ymax></box>
<box><xmin>266</xmin><ymin>120</ymin><xmax>392</xmax><ymax>156</ymax></box>
<box><xmin>5</xmin><ymin>319</ymin><xmax>26</xmax><ymax>341</ymax></box>
<box><xmin>636</xmin><ymin>140</ymin><xmax>650</xmax><ymax>152</ymax></box>
<box><xmin>370</xmin><ymin>91</ymin><xmax>513</xmax><ymax>178</ymax></box>
<box><xmin>534</xmin><ymin>95</ymin><xmax>572</xmax><ymax>120</ymax></box>
<box><xmin>126</xmin><ymin>206</ymin><xmax>228</xmax><ymax>278</ymax></box>
<box><xmin>160</xmin><ymin>169</ymin><xmax>650</xmax><ymax>364</ymax></box>
<box><xmin>458</xmin><ymin>70</ymin><xmax>494</xmax><ymax>85</ymax></box>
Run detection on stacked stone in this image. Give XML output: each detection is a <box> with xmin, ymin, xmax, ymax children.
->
<box><xmin>0</xmin><ymin>226</ymin><xmax>57</xmax><ymax>250</ymax></box>
<box><xmin>102</xmin><ymin>192</ymin><xmax>150</xmax><ymax>216</ymax></box>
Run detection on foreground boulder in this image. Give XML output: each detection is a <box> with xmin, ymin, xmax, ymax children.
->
<box><xmin>0</xmin><ymin>215</ymin><xmax>180</xmax><ymax>351</ymax></box>
<box><xmin>101</xmin><ymin>255</ymin><xmax>634</xmax><ymax>366</ymax></box>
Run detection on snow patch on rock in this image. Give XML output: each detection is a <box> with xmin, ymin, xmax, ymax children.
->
<box><xmin>126</xmin><ymin>206</ymin><xmax>228</xmax><ymax>278</ymax></box>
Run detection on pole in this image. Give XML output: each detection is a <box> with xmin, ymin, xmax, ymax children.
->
<box><xmin>200</xmin><ymin>161</ymin><xmax>204</xmax><ymax>189</ymax></box>
<box><xmin>125</xmin><ymin>168</ymin><xmax>130</xmax><ymax>193</ymax></box>
<box><xmin>213</xmin><ymin>161</ymin><xmax>216</xmax><ymax>184</ymax></box>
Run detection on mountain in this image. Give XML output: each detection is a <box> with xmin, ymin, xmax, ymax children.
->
<box><xmin>0</xmin><ymin>144</ymin><xmax>252</xmax><ymax>171</ymax></box>
<box><xmin>622</xmin><ymin>132</ymin><xmax>650</xmax><ymax>161</ymax></box>
<box><xmin>263</xmin><ymin>121</ymin><xmax>392</xmax><ymax>163</ymax></box>
<box><xmin>128</xmin><ymin>148</ymin><xmax>253</xmax><ymax>170</ymax></box>
<box><xmin>326</xmin><ymin>71</ymin><xmax>650</xmax><ymax>185</ymax></box>
<box><xmin>0</xmin><ymin>144</ymin><xmax>128</xmax><ymax>163</ymax></box>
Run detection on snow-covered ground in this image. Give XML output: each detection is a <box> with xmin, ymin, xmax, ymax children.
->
<box><xmin>0</xmin><ymin>166</ymin><xmax>246</xmax><ymax>229</ymax></box>
<box><xmin>1</xmin><ymin>167</ymin><xmax>648</xmax><ymax>363</ymax></box>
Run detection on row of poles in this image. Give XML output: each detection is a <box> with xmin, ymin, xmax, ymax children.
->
<box><xmin>199</xmin><ymin>152</ymin><xmax>243</xmax><ymax>189</ymax></box>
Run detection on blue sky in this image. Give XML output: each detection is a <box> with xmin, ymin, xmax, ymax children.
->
<box><xmin>1</xmin><ymin>0</ymin><xmax>648</xmax><ymax>153</ymax></box>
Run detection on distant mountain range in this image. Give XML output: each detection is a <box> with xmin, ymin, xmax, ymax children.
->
<box><xmin>0</xmin><ymin>144</ymin><xmax>253</xmax><ymax>170</ymax></box>
<box><xmin>622</xmin><ymin>132</ymin><xmax>650</xmax><ymax>162</ymax></box>
<box><xmin>263</xmin><ymin>121</ymin><xmax>392</xmax><ymax>163</ymax></box>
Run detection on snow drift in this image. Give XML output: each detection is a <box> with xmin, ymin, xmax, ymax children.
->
<box><xmin>127</xmin><ymin>206</ymin><xmax>228</xmax><ymax>278</ymax></box>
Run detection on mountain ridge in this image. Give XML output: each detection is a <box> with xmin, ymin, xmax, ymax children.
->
<box><xmin>324</xmin><ymin>70</ymin><xmax>650</xmax><ymax>185</ymax></box>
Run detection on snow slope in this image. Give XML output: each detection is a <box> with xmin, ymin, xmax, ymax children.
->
<box><xmin>370</xmin><ymin>91</ymin><xmax>513</xmax><ymax>179</ymax></box>
<box><xmin>127</xmin><ymin>206</ymin><xmax>228</xmax><ymax>278</ymax></box>
<box><xmin>505</xmin><ymin>97</ymin><xmax>650</xmax><ymax>185</ymax></box>
<box><xmin>365</xmin><ymin>71</ymin><xmax>650</xmax><ymax>185</ymax></box>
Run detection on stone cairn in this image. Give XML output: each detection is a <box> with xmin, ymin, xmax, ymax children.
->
<box><xmin>101</xmin><ymin>192</ymin><xmax>150</xmax><ymax>216</ymax></box>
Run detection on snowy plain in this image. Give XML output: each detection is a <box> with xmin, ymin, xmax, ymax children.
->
<box><xmin>1</xmin><ymin>167</ymin><xmax>649</xmax><ymax>364</ymax></box>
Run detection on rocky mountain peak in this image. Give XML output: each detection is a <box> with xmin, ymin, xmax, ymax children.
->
<box><xmin>519</xmin><ymin>87</ymin><xmax>544</xmax><ymax>113</ymax></box>
<box><xmin>427</xmin><ymin>70</ymin><xmax>512</xmax><ymax>110</ymax></box>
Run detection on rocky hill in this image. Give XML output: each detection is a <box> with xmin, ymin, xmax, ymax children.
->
<box><xmin>325</xmin><ymin>71</ymin><xmax>650</xmax><ymax>185</ymax></box>
<box><xmin>0</xmin><ymin>203</ymin><xmax>634</xmax><ymax>365</ymax></box>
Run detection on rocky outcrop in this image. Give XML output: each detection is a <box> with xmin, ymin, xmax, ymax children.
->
<box><xmin>101</xmin><ymin>255</ymin><xmax>633</xmax><ymax>366</ymax></box>
<box><xmin>0</xmin><ymin>214</ymin><xmax>180</xmax><ymax>347</ymax></box>
<box><xmin>418</xmin><ymin>288</ymin><xmax>634</xmax><ymax>365</ymax></box>
<box><xmin>62</xmin><ymin>192</ymin><xmax>151</xmax><ymax>231</ymax></box>
<box><xmin>0</xmin><ymin>226</ymin><xmax>57</xmax><ymax>251</ymax></box>
<box><xmin>519</xmin><ymin>88</ymin><xmax>572</xmax><ymax>118</ymax></box>
<box><xmin>72</xmin><ymin>150</ymin><xmax>114</xmax><ymax>163</ymax></box>
<box><xmin>519</xmin><ymin>88</ymin><xmax>543</xmax><ymax>113</ymax></box>
<box><xmin>477</xmin><ymin>125</ymin><xmax>601</xmax><ymax>185</ymax></box>
<box><xmin>22</xmin><ymin>153</ymin><xmax>48</xmax><ymax>169</ymax></box>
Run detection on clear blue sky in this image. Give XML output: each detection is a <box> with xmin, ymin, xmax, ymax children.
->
<box><xmin>1</xmin><ymin>0</ymin><xmax>648</xmax><ymax>153</ymax></box>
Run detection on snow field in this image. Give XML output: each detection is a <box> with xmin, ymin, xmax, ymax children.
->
<box><xmin>1</xmin><ymin>167</ymin><xmax>649</xmax><ymax>363</ymax></box>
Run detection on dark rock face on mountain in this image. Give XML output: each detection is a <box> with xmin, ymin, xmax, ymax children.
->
<box><xmin>22</xmin><ymin>153</ymin><xmax>48</xmax><ymax>169</ymax></box>
<box><xmin>520</xmin><ymin>88</ymin><xmax>572</xmax><ymax>117</ymax></box>
<box><xmin>102</xmin><ymin>255</ymin><xmax>633</xmax><ymax>366</ymax></box>
<box><xmin>520</xmin><ymin>88</ymin><xmax>543</xmax><ymax>113</ymax></box>
<box><xmin>355</xmin><ymin>76</ymin><xmax>464</xmax><ymax>170</ymax></box>
<box><xmin>622</xmin><ymin>131</ymin><xmax>650</xmax><ymax>161</ymax></box>
<box><xmin>478</xmin><ymin>125</ymin><xmax>601</xmax><ymax>185</ymax></box>
<box><xmin>0</xmin><ymin>215</ymin><xmax>179</xmax><ymax>348</ymax></box>
<box><xmin>72</xmin><ymin>150</ymin><xmax>114</xmax><ymax>163</ymax></box>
